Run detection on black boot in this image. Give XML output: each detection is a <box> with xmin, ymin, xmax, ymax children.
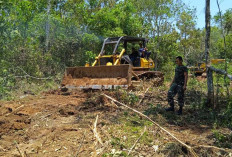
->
<box><xmin>165</xmin><ymin>106</ymin><xmax>174</xmax><ymax>112</ymax></box>
<box><xmin>177</xmin><ymin>107</ymin><xmax>182</xmax><ymax>115</ymax></box>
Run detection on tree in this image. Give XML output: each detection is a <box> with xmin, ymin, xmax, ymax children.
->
<box><xmin>214</xmin><ymin>9</ymin><xmax>232</xmax><ymax>35</ymax></box>
<box><xmin>205</xmin><ymin>0</ymin><xmax>214</xmax><ymax>106</ymax></box>
<box><xmin>86</xmin><ymin>1</ymin><xmax>142</xmax><ymax>37</ymax></box>
<box><xmin>176</xmin><ymin>8</ymin><xmax>197</xmax><ymax>64</ymax></box>
<box><xmin>129</xmin><ymin>0</ymin><xmax>184</xmax><ymax>69</ymax></box>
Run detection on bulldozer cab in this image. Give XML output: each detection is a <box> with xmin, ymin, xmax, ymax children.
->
<box><xmin>92</xmin><ymin>36</ymin><xmax>149</xmax><ymax>67</ymax></box>
<box><xmin>99</xmin><ymin>36</ymin><xmax>147</xmax><ymax>56</ymax></box>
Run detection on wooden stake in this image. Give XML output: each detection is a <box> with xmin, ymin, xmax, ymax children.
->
<box><xmin>75</xmin><ymin>130</ymin><xmax>86</xmax><ymax>157</ymax></box>
<box><xmin>92</xmin><ymin>115</ymin><xmax>103</xmax><ymax>145</ymax></box>
<box><xmin>5</xmin><ymin>105</ymin><xmax>25</xmax><ymax>116</ymax></box>
<box><xmin>194</xmin><ymin>145</ymin><xmax>232</xmax><ymax>153</ymax></box>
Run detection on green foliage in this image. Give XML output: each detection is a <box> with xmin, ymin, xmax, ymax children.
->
<box><xmin>212</xmin><ymin>128</ymin><xmax>232</xmax><ymax>148</ymax></box>
<box><xmin>119</xmin><ymin>90</ymin><xmax>139</xmax><ymax>106</ymax></box>
<box><xmin>220</xmin><ymin>97</ymin><xmax>232</xmax><ymax>129</ymax></box>
<box><xmin>144</xmin><ymin>103</ymin><xmax>163</xmax><ymax>116</ymax></box>
<box><xmin>213</xmin><ymin>62</ymin><xmax>231</xmax><ymax>89</ymax></box>
<box><xmin>160</xmin><ymin>142</ymin><xmax>185</xmax><ymax>156</ymax></box>
<box><xmin>0</xmin><ymin>0</ymin><xmax>232</xmax><ymax>101</ymax></box>
<box><xmin>102</xmin><ymin>150</ymin><xmax>127</xmax><ymax>157</ymax></box>
<box><xmin>87</xmin><ymin>1</ymin><xmax>141</xmax><ymax>37</ymax></box>
<box><xmin>214</xmin><ymin>8</ymin><xmax>232</xmax><ymax>34</ymax></box>
<box><xmin>111</xmin><ymin>137</ymin><xmax>126</xmax><ymax>148</ymax></box>
<box><xmin>0</xmin><ymin>67</ymin><xmax>15</xmax><ymax>99</ymax></box>
<box><xmin>85</xmin><ymin>51</ymin><xmax>95</xmax><ymax>63</ymax></box>
<box><xmin>161</xmin><ymin>60</ymin><xmax>175</xmax><ymax>80</ymax></box>
<box><xmin>215</xmin><ymin>34</ymin><xmax>232</xmax><ymax>59</ymax></box>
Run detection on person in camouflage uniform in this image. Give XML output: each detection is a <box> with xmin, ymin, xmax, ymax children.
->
<box><xmin>166</xmin><ymin>56</ymin><xmax>188</xmax><ymax>115</ymax></box>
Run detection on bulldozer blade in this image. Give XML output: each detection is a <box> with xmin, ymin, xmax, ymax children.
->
<box><xmin>61</xmin><ymin>65</ymin><xmax>132</xmax><ymax>89</ymax></box>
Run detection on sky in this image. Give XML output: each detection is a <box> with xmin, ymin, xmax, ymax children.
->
<box><xmin>182</xmin><ymin>0</ymin><xmax>232</xmax><ymax>28</ymax></box>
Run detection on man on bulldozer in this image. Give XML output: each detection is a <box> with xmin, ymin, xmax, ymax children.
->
<box><xmin>139</xmin><ymin>43</ymin><xmax>151</xmax><ymax>59</ymax></box>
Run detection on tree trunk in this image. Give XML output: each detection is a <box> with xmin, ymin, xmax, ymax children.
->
<box><xmin>205</xmin><ymin>0</ymin><xmax>214</xmax><ymax>107</ymax></box>
<box><xmin>155</xmin><ymin>18</ymin><xmax>160</xmax><ymax>71</ymax></box>
<box><xmin>45</xmin><ymin>0</ymin><xmax>51</xmax><ymax>54</ymax></box>
<box><xmin>208</xmin><ymin>66</ymin><xmax>232</xmax><ymax>80</ymax></box>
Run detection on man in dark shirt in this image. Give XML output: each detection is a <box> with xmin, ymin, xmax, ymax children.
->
<box><xmin>138</xmin><ymin>43</ymin><xmax>150</xmax><ymax>58</ymax></box>
<box><xmin>166</xmin><ymin>56</ymin><xmax>188</xmax><ymax>115</ymax></box>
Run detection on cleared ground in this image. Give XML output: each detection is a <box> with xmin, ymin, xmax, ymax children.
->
<box><xmin>0</xmin><ymin>81</ymin><xmax>231</xmax><ymax>157</ymax></box>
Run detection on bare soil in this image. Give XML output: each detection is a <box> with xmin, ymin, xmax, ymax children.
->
<box><xmin>0</xmin><ymin>86</ymin><xmax>231</xmax><ymax>157</ymax></box>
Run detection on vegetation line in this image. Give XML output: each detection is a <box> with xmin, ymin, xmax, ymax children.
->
<box><xmin>102</xmin><ymin>94</ymin><xmax>198</xmax><ymax>157</ymax></box>
<box><xmin>14</xmin><ymin>67</ymin><xmax>52</xmax><ymax>80</ymax></box>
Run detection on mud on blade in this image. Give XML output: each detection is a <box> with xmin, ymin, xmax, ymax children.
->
<box><xmin>61</xmin><ymin>65</ymin><xmax>132</xmax><ymax>89</ymax></box>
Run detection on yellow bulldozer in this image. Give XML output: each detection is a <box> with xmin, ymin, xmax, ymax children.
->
<box><xmin>61</xmin><ymin>36</ymin><xmax>163</xmax><ymax>89</ymax></box>
<box><xmin>189</xmin><ymin>59</ymin><xmax>225</xmax><ymax>76</ymax></box>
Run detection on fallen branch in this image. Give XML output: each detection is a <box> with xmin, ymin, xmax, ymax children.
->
<box><xmin>14</xmin><ymin>141</ymin><xmax>24</xmax><ymax>157</ymax></box>
<box><xmin>111</xmin><ymin>100</ymin><xmax>118</xmax><ymax>108</ymax></box>
<box><xmin>127</xmin><ymin>126</ymin><xmax>147</xmax><ymax>156</ymax></box>
<box><xmin>97</xmin><ymin>127</ymin><xmax>112</xmax><ymax>155</ymax></box>
<box><xmin>92</xmin><ymin>115</ymin><xmax>103</xmax><ymax>145</ymax></box>
<box><xmin>137</xmin><ymin>86</ymin><xmax>150</xmax><ymax>105</ymax></box>
<box><xmin>5</xmin><ymin>105</ymin><xmax>25</xmax><ymax>117</ymax></box>
<box><xmin>14</xmin><ymin>75</ymin><xmax>52</xmax><ymax>80</ymax></box>
<box><xmin>194</xmin><ymin>145</ymin><xmax>232</xmax><ymax>153</ymax></box>
<box><xmin>102</xmin><ymin>94</ymin><xmax>198</xmax><ymax>157</ymax></box>
<box><xmin>24</xmin><ymin>151</ymin><xmax>29</xmax><ymax>157</ymax></box>
<box><xmin>0</xmin><ymin>145</ymin><xmax>7</xmax><ymax>152</ymax></box>
<box><xmin>95</xmin><ymin>141</ymin><xmax>110</xmax><ymax>156</ymax></box>
<box><xmin>14</xmin><ymin>67</ymin><xmax>52</xmax><ymax>80</ymax></box>
<box><xmin>75</xmin><ymin>130</ymin><xmax>86</xmax><ymax>157</ymax></box>
<box><xmin>208</xmin><ymin>66</ymin><xmax>232</xmax><ymax>80</ymax></box>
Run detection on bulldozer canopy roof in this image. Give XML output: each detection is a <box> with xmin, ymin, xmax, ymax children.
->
<box><xmin>105</xmin><ymin>36</ymin><xmax>147</xmax><ymax>43</ymax></box>
<box><xmin>101</xmin><ymin>36</ymin><xmax>148</xmax><ymax>55</ymax></box>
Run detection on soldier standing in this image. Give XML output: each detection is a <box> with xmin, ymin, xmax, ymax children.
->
<box><xmin>165</xmin><ymin>56</ymin><xmax>188</xmax><ymax>115</ymax></box>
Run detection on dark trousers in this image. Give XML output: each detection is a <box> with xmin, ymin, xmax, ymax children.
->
<box><xmin>167</xmin><ymin>83</ymin><xmax>184</xmax><ymax>107</ymax></box>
